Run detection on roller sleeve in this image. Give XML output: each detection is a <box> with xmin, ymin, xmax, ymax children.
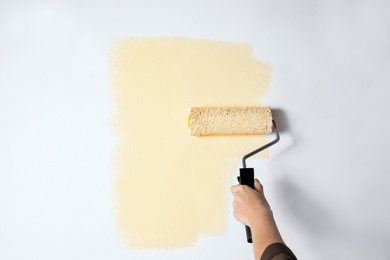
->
<box><xmin>188</xmin><ymin>107</ymin><xmax>273</xmax><ymax>136</ymax></box>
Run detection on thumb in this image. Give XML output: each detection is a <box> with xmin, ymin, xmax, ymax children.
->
<box><xmin>254</xmin><ymin>178</ymin><xmax>263</xmax><ymax>192</ymax></box>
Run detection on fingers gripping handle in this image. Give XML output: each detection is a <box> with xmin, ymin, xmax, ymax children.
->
<box><xmin>237</xmin><ymin>168</ymin><xmax>255</xmax><ymax>243</ymax></box>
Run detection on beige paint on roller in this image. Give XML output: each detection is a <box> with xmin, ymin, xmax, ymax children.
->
<box><xmin>188</xmin><ymin>107</ymin><xmax>273</xmax><ymax>136</ymax></box>
<box><xmin>109</xmin><ymin>37</ymin><xmax>272</xmax><ymax>249</ymax></box>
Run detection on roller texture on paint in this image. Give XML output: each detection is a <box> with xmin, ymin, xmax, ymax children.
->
<box><xmin>188</xmin><ymin>107</ymin><xmax>273</xmax><ymax>136</ymax></box>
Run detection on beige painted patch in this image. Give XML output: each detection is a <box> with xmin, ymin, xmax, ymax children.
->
<box><xmin>109</xmin><ymin>37</ymin><xmax>272</xmax><ymax>249</ymax></box>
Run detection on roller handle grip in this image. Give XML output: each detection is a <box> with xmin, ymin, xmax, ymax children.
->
<box><xmin>237</xmin><ymin>168</ymin><xmax>255</xmax><ymax>243</ymax></box>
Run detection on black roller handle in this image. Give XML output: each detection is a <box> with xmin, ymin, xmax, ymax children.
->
<box><xmin>237</xmin><ymin>167</ymin><xmax>255</xmax><ymax>243</ymax></box>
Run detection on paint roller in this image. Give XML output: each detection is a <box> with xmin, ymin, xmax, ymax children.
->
<box><xmin>188</xmin><ymin>106</ymin><xmax>280</xmax><ymax>243</ymax></box>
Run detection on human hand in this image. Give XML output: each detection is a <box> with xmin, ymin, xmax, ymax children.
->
<box><xmin>230</xmin><ymin>178</ymin><xmax>272</xmax><ymax>227</ymax></box>
<box><xmin>231</xmin><ymin>179</ymin><xmax>285</xmax><ymax>260</ymax></box>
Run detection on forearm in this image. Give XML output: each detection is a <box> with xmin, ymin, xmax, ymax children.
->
<box><xmin>250</xmin><ymin>211</ymin><xmax>284</xmax><ymax>260</ymax></box>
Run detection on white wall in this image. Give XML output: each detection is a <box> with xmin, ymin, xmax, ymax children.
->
<box><xmin>1</xmin><ymin>0</ymin><xmax>390</xmax><ymax>259</ymax></box>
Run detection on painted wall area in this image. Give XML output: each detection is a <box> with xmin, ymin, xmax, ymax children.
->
<box><xmin>1</xmin><ymin>1</ymin><xmax>390</xmax><ymax>259</ymax></box>
<box><xmin>109</xmin><ymin>38</ymin><xmax>272</xmax><ymax>249</ymax></box>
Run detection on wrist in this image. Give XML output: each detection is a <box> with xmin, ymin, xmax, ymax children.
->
<box><xmin>250</xmin><ymin>211</ymin><xmax>283</xmax><ymax>243</ymax></box>
<box><xmin>250</xmin><ymin>210</ymin><xmax>283</xmax><ymax>242</ymax></box>
<box><xmin>248</xmin><ymin>209</ymin><xmax>274</xmax><ymax>228</ymax></box>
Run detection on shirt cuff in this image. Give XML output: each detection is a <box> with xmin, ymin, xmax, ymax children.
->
<box><xmin>260</xmin><ymin>243</ymin><xmax>297</xmax><ymax>260</ymax></box>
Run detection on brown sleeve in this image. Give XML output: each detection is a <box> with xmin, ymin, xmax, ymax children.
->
<box><xmin>260</xmin><ymin>243</ymin><xmax>297</xmax><ymax>260</ymax></box>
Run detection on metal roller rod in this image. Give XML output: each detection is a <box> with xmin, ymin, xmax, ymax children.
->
<box><xmin>241</xmin><ymin>120</ymin><xmax>280</xmax><ymax>168</ymax></box>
